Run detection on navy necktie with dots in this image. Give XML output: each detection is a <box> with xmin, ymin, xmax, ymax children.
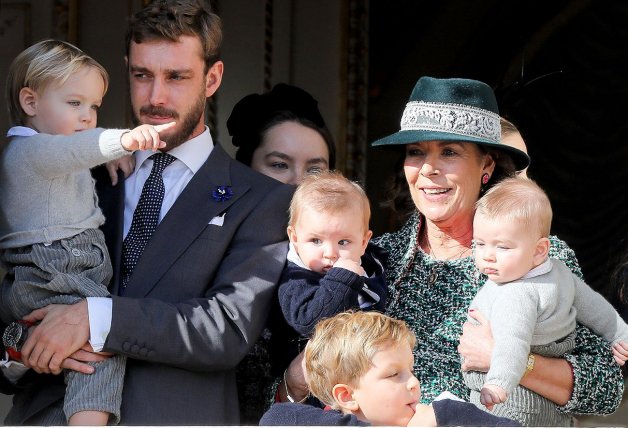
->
<box><xmin>121</xmin><ymin>152</ymin><xmax>176</xmax><ymax>291</ymax></box>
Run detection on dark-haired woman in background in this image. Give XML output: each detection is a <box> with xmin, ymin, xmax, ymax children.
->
<box><xmin>228</xmin><ymin>83</ymin><xmax>335</xmax><ymax>184</ymax></box>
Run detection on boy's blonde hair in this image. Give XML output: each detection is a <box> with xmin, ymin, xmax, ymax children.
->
<box><xmin>6</xmin><ymin>39</ymin><xmax>109</xmax><ymax>126</ymax></box>
<box><xmin>476</xmin><ymin>177</ymin><xmax>552</xmax><ymax>238</ymax></box>
<box><xmin>289</xmin><ymin>171</ymin><xmax>371</xmax><ymax>232</ymax></box>
<box><xmin>304</xmin><ymin>311</ymin><xmax>416</xmax><ymax>409</ymax></box>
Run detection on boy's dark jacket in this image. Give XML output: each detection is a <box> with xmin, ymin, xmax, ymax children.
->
<box><xmin>260</xmin><ymin>399</ymin><xmax>521</xmax><ymax>426</ymax></box>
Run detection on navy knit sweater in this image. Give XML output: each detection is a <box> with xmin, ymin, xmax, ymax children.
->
<box><xmin>269</xmin><ymin>243</ymin><xmax>387</xmax><ymax>375</ymax></box>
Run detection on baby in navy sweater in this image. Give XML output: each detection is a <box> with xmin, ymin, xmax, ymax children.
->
<box><xmin>269</xmin><ymin>171</ymin><xmax>387</xmax><ymax>374</ymax></box>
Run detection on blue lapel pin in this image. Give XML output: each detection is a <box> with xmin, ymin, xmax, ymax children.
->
<box><xmin>212</xmin><ymin>185</ymin><xmax>233</xmax><ymax>202</ymax></box>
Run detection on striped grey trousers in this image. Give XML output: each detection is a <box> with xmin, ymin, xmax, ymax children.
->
<box><xmin>1</xmin><ymin>228</ymin><xmax>125</xmax><ymax>423</ymax></box>
<box><xmin>464</xmin><ymin>331</ymin><xmax>577</xmax><ymax>426</ymax></box>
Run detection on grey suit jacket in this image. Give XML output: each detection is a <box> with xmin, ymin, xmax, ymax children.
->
<box><xmin>4</xmin><ymin>144</ymin><xmax>293</xmax><ymax>425</ymax></box>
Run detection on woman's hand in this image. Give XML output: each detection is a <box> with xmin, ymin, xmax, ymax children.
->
<box><xmin>458</xmin><ymin>309</ymin><xmax>494</xmax><ymax>372</ymax></box>
<box><xmin>612</xmin><ymin>341</ymin><xmax>628</xmax><ymax>365</ymax></box>
<box><xmin>277</xmin><ymin>351</ymin><xmax>309</xmax><ymax>403</ymax></box>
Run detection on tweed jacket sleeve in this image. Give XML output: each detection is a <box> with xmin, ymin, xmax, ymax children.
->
<box><xmin>547</xmin><ymin>238</ymin><xmax>624</xmax><ymax>415</ymax></box>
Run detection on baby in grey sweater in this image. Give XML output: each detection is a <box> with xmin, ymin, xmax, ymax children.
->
<box><xmin>0</xmin><ymin>40</ymin><xmax>172</xmax><ymax>425</ymax></box>
<box><xmin>464</xmin><ymin>177</ymin><xmax>628</xmax><ymax>426</ymax></box>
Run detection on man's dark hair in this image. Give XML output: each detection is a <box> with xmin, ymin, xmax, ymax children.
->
<box><xmin>126</xmin><ymin>0</ymin><xmax>222</xmax><ymax>72</ymax></box>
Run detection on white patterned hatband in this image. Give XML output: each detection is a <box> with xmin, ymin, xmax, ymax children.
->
<box><xmin>400</xmin><ymin>101</ymin><xmax>501</xmax><ymax>144</ymax></box>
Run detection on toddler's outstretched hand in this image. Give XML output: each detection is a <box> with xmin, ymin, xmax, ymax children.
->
<box><xmin>612</xmin><ymin>341</ymin><xmax>628</xmax><ymax>365</ymax></box>
<box><xmin>106</xmin><ymin>155</ymin><xmax>135</xmax><ymax>186</ymax></box>
<box><xmin>121</xmin><ymin>122</ymin><xmax>176</xmax><ymax>152</ymax></box>
<box><xmin>480</xmin><ymin>384</ymin><xmax>507</xmax><ymax>410</ymax></box>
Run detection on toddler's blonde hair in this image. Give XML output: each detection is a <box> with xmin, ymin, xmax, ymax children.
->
<box><xmin>6</xmin><ymin>39</ymin><xmax>109</xmax><ymax>126</ymax></box>
<box><xmin>304</xmin><ymin>311</ymin><xmax>416</xmax><ymax>409</ymax></box>
<box><xmin>476</xmin><ymin>177</ymin><xmax>552</xmax><ymax>238</ymax></box>
<box><xmin>289</xmin><ymin>170</ymin><xmax>371</xmax><ymax>233</ymax></box>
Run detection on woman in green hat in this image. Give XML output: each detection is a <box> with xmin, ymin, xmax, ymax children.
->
<box><xmin>369</xmin><ymin>76</ymin><xmax>622</xmax><ymax>425</ymax></box>
<box><xmin>280</xmin><ymin>76</ymin><xmax>622</xmax><ymax>425</ymax></box>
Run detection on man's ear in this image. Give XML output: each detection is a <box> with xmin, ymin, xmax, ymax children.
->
<box><xmin>19</xmin><ymin>87</ymin><xmax>38</xmax><ymax>117</ymax></box>
<box><xmin>332</xmin><ymin>384</ymin><xmax>359</xmax><ymax>412</ymax></box>
<box><xmin>533</xmin><ymin>237</ymin><xmax>550</xmax><ymax>265</ymax></box>
<box><xmin>205</xmin><ymin>60</ymin><xmax>223</xmax><ymax>98</ymax></box>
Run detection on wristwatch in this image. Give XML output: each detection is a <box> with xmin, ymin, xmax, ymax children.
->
<box><xmin>2</xmin><ymin>321</ymin><xmax>33</xmax><ymax>361</ymax></box>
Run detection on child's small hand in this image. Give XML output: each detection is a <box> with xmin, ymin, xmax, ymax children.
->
<box><xmin>121</xmin><ymin>122</ymin><xmax>176</xmax><ymax>152</ymax></box>
<box><xmin>333</xmin><ymin>258</ymin><xmax>366</xmax><ymax>276</ymax></box>
<box><xmin>106</xmin><ymin>155</ymin><xmax>135</xmax><ymax>186</ymax></box>
<box><xmin>480</xmin><ymin>384</ymin><xmax>507</xmax><ymax>410</ymax></box>
<box><xmin>612</xmin><ymin>341</ymin><xmax>628</xmax><ymax>365</ymax></box>
<box><xmin>407</xmin><ymin>403</ymin><xmax>436</xmax><ymax>426</ymax></box>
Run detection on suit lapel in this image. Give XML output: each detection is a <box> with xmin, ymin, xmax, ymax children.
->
<box><xmin>123</xmin><ymin>144</ymin><xmax>250</xmax><ymax>297</ymax></box>
<box><xmin>93</xmin><ymin>166</ymin><xmax>125</xmax><ymax>295</ymax></box>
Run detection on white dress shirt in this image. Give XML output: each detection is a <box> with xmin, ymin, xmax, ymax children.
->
<box><xmin>87</xmin><ymin>127</ymin><xmax>214</xmax><ymax>351</ymax></box>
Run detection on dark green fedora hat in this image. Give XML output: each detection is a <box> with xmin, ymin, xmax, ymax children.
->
<box><xmin>372</xmin><ymin>76</ymin><xmax>530</xmax><ymax>171</ymax></box>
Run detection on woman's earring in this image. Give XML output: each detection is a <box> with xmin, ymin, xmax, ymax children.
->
<box><xmin>480</xmin><ymin>173</ymin><xmax>490</xmax><ymax>194</ymax></box>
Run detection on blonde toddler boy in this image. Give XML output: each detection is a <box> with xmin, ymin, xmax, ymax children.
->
<box><xmin>0</xmin><ymin>39</ymin><xmax>172</xmax><ymax>425</ymax></box>
<box><xmin>261</xmin><ymin>311</ymin><xmax>519</xmax><ymax>426</ymax></box>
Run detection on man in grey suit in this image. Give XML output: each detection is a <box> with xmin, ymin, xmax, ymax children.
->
<box><xmin>2</xmin><ymin>0</ymin><xmax>292</xmax><ymax>424</ymax></box>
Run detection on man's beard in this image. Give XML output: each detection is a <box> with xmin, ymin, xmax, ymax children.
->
<box><xmin>136</xmin><ymin>90</ymin><xmax>207</xmax><ymax>151</ymax></box>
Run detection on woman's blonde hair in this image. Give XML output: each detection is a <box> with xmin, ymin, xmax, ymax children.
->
<box><xmin>6</xmin><ymin>39</ymin><xmax>109</xmax><ymax>126</ymax></box>
<box><xmin>476</xmin><ymin>177</ymin><xmax>552</xmax><ymax>238</ymax></box>
<box><xmin>289</xmin><ymin>170</ymin><xmax>371</xmax><ymax>232</ymax></box>
<box><xmin>304</xmin><ymin>311</ymin><xmax>416</xmax><ymax>408</ymax></box>
<box><xmin>500</xmin><ymin>117</ymin><xmax>520</xmax><ymax>139</ymax></box>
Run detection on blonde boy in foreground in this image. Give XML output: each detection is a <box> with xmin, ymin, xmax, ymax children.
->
<box><xmin>261</xmin><ymin>311</ymin><xmax>519</xmax><ymax>426</ymax></box>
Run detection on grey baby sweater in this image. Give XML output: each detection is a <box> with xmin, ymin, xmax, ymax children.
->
<box><xmin>0</xmin><ymin>127</ymin><xmax>129</xmax><ymax>249</ymax></box>
<box><xmin>469</xmin><ymin>258</ymin><xmax>628</xmax><ymax>393</ymax></box>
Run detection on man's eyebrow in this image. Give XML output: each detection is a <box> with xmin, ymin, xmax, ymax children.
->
<box><xmin>129</xmin><ymin>65</ymin><xmax>150</xmax><ymax>73</ymax></box>
<box><xmin>129</xmin><ymin>65</ymin><xmax>193</xmax><ymax>75</ymax></box>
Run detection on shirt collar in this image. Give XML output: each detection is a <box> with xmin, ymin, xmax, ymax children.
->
<box><xmin>287</xmin><ymin>243</ymin><xmax>309</xmax><ymax>269</ymax></box>
<box><xmin>522</xmin><ymin>257</ymin><xmax>552</xmax><ymax>279</ymax></box>
<box><xmin>7</xmin><ymin>126</ymin><xmax>38</xmax><ymax>137</ymax></box>
<box><xmin>134</xmin><ymin>126</ymin><xmax>213</xmax><ymax>172</ymax></box>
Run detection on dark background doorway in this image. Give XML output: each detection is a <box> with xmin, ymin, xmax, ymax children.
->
<box><xmin>365</xmin><ymin>0</ymin><xmax>628</xmax><ymax>311</ymax></box>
